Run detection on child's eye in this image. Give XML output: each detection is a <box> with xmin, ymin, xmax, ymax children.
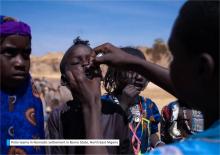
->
<box><xmin>2</xmin><ymin>48</ymin><xmax>17</xmax><ymax>57</ymax></box>
<box><xmin>3</xmin><ymin>52</ymin><xmax>14</xmax><ymax>57</ymax></box>
<box><xmin>24</xmin><ymin>48</ymin><xmax>31</xmax><ymax>55</ymax></box>
<box><xmin>22</xmin><ymin>48</ymin><xmax>31</xmax><ymax>59</ymax></box>
<box><xmin>70</xmin><ymin>61</ymin><xmax>80</xmax><ymax>65</ymax></box>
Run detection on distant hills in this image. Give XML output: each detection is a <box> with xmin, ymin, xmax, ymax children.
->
<box><xmin>30</xmin><ymin>52</ymin><xmax>63</xmax><ymax>78</ymax></box>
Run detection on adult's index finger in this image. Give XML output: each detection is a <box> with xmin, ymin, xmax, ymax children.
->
<box><xmin>93</xmin><ymin>43</ymin><xmax>112</xmax><ymax>54</ymax></box>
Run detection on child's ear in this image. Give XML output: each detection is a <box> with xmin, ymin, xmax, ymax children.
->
<box><xmin>198</xmin><ymin>53</ymin><xmax>215</xmax><ymax>80</ymax></box>
<box><xmin>61</xmin><ymin>74</ymin><xmax>68</xmax><ymax>86</ymax></box>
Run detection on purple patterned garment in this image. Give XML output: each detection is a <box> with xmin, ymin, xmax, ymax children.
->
<box><xmin>0</xmin><ymin>20</ymin><xmax>31</xmax><ymax>37</ymax></box>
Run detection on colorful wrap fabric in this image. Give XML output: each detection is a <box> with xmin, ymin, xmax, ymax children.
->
<box><xmin>101</xmin><ymin>95</ymin><xmax>161</xmax><ymax>154</ymax></box>
<box><xmin>0</xmin><ymin>75</ymin><xmax>45</xmax><ymax>155</ymax></box>
<box><xmin>0</xmin><ymin>15</ymin><xmax>31</xmax><ymax>37</ymax></box>
<box><xmin>160</xmin><ymin>100</ymin><xmax>204</xmax><ymax>144</ymax></box>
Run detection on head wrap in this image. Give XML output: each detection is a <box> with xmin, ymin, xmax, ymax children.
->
<box><xmin>0</xmin><ymin>15</ymin><xmax>31</xmax><ymax>37</ymax></box>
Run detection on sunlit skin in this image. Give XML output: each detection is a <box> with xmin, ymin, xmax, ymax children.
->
<box><xmin>0</xmin><ymin>35</ymin><xmax>31</xmax><ymax>93</ymax></box>
<box><xmin>60</xmin><ymin>44</ymin><xmax>107</xmax><ymax>154</ymax></box>
<box><xmin>62</xmin><ymin>45</ymin><xmax>93</xmax><ymax>98</ymax></box>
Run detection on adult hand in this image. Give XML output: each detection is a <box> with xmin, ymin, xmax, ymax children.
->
<box><xmin>93</xmin><ymin>43</ymin><xmax>134</xmax><ymax>68</ymax></box>
<box><xmin>93</xmin><ymin>43</ymin><xmax>175</xmax><ymax>97</ymax></box>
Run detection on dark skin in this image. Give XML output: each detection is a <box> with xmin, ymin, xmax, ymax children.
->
<box><xmin>62</xmin><ymin>45</ymin><xmax>108</xmax><ymax>154</ymax></box>
<box><xmin>94</xmin><ymin>44</ymin><xmax>175</xmax><ymax>97</ymax></box>
<box><xmin>115</xmin><ymin>71</ymin><xmax>148</xmax><ymax>111</ymax></box>
<box><xmin>93</xmin><ymin>40</ymin><xmax>218</xmax><ymax>130</ymax></box>
<box><xmin>169</xmin><ymin>25</ymin><xmax>219</xmax><ymax>130</ymax></box>
<box><xmin>93</xmin><ymin>41</ymin><xmax>218</xmax><ymax>129</ymax></box>
<box><xmin>0</xmin><ymin>35</ymin><xmax>31</xmax><ymax>93</ymax></box>
<box><xmin>117</xmin><ymin>71</ymin><xmax>164</xmax><ymax>148</ymax></box>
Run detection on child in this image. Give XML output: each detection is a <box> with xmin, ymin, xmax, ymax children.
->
<box><xmin>160</xmin><ymin>100</ymin><xmax>204</xmax><ymax>144</ymax></box>
<box><xmin>93</xmin><ymin>1</ymin><xmax>219</xmax><ymax>154</ymax></box>
<box><xmin>47</xmin><ymin>37</ymin><xmax>130</xmax><ymax>154</ymax></box>
<box><xmin>101</xmin><ymin>47</ymin><xmax>163</xmax><ymax>154</ymax></box>
<box><xmin>0</xmin><ymin>16</ymin><xmax>45</xmax><ymax>154</ymax></box>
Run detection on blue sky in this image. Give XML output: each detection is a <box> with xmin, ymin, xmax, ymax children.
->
<box><xmin>1</xmin><ymin>0</ymin><xmax>185</xmax><ymax>56</ymax></box>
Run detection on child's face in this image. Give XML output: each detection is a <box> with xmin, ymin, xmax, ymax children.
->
<box><xmin>65</xmin><ymin>45</ymin><xmax>92</xmax><ymax>91</ymax></box>
<box><xmin>0</xmin><ymin>35</ymin><xmax>31</xmax><ymax>90</ymax></box>
<box><xmin>121</xmin><ymin>71</ymin><xmax>148</xmax><ymax>91</ymax></box>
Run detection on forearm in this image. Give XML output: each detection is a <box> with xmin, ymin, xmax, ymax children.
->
<box><xmin>126</xmin><ymin>56</ymin><xmax>176</xmax><ymax>96</ymax></box>
<box><xmin>82</xmin><ymin>101</ymin><xmax>108</xmax><ymax>154</ymax></box>
<box><xmin>119</xmin><ymin>101</ymin><xmax>130</xmax><ymax>113</ymax></box>
<box><xmin>82</xmin><ymin>104</ymin><xmax>102</xmax><ymax>139</ymax></box>
<box><xmin>150</xmin><ymin>133</ymin><xmax>165</xmax><ymax>148</ymax></box>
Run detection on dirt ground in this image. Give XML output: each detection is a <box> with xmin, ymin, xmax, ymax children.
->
<box><xmin>139</xmin><ymin>83</ymin><xmax>176</xmax><ymax>111</ymax></box>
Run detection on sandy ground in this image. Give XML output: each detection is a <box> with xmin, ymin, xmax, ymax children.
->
<box><xmin>139</xmin><ymin>83</ymin><xmax>176</xmax><ymax>111</ymax></box>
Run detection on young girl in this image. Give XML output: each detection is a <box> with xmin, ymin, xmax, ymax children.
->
<box><xmin>47</xmin><ymin>37</ymin><xmax>130</xmax><ymax>154</ymax></box>
<box><xmin>101</xmin><ymin>47</ymin><xmax>164</xmax><ymax>155</ymax></box>
<box><xmin>0</xmin><ymin>16</ymin><xmax>45</xmax><ymax>154</ymax></box>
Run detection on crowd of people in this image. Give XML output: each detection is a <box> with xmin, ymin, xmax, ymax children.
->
<box><xmin>0</xmin><ymin>1</ymin><xmax>219</xmax><ymax>155</ymax></box>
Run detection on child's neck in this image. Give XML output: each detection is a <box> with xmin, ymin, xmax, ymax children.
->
<box><xmin>1</xmin><ymin>85</ymin><xmax>19</xmax><ymax>94</ymax></box>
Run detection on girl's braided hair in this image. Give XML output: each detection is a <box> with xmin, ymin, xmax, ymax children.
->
<box><xmin>103</xmin><ymin>47</ymin><xmax>147</xmax><ymax>95</ymax></box>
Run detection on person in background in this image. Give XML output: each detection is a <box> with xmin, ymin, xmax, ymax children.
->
<box><xmin>0</xmin><ymin>15</ymin><xmax>45</xmax><ymax>154</ymax></box>
<box><xmin>160</xmin><ymin>100</ymin><xmax>204</xmax><ymax>144</ymax></box>
<box><xmin>93</xmin><ymin>1</ymin><xmax>219</xmax><ymax>154</ymax></box>
<box><xmin>102</xmin><ymin>47</ymin><xmax>164</xmax><ymax>154</ymax></box>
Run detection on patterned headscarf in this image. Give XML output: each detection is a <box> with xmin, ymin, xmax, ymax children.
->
<box><xmin>0</xmin><ymin>15</ymin><xmax>31</xmax><ymax>37</ymax></box>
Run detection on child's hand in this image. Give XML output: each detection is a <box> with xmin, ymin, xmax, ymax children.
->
<box><xmin>120</xmin><ymin>84</ymin><xmax>140</xmax><ymax>111</ymax></box>
<box><xmin>93</xmin><ymin>43</ymin><xmax>133</xmax><ymax>67</ymax></box>
<box><xmin>65</xmin><ymin>67</ymin><xmax>101</xmax><ymax>109</ymax></box>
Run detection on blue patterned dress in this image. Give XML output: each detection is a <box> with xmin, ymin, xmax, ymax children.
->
<box><xmin>0</xmin><ymin>75</ymin><xmax>45</xmax><ymax>155</ymax></box>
